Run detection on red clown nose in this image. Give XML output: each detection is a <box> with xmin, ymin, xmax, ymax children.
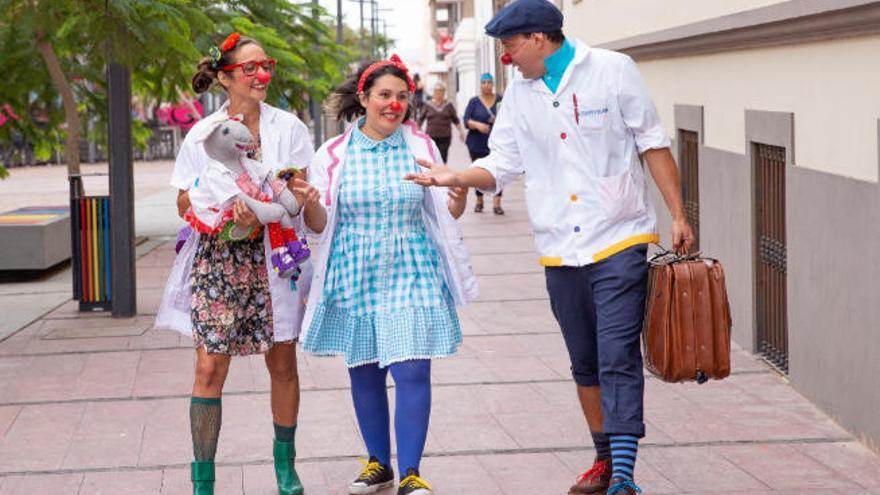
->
<box><xmin>500</xmin><ymin>53</ymin><xmax>513</xmax><ymax>65</ymax></box>
<box><xmin>389</xmin><ymin>101</ymin><xmax>402</xmax><ymax>112</ymax></box>
<box><xmin>256</xmin><ymin>71</ymin><xmax>271</xmax><ymax>84</ymax></box>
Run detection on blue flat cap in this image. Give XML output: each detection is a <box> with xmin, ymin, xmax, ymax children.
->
<box><xmin>484</xmin><ymin>0</ymin><xmax>563</xmax><ymax>38</ymax></box>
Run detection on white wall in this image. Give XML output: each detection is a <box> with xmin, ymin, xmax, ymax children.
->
<box><xmin>638</xmin><ymin>35</ymin><xmax>880</xmax><ymax>182</ymax></box>
<box><xmin>562</xmin><ymin>0</ymin><xmax>788</xmax><ymax>45</ymax></box>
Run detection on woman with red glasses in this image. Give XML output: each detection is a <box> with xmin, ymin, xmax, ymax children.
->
<box><xmin>159</xmin><ymin>33</ymin><xmax>320</xmax><ymax>495</ymax></box>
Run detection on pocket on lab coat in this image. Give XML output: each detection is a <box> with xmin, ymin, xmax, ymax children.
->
<box><xmin>596</xmin><ymin>168</ymin><xmax>646</xmax><ymax>224</ymax></box>
<box><xmin>575</xmin><ymin>96</ymin><xmax>610</xmax><ymax>133</ymax></box>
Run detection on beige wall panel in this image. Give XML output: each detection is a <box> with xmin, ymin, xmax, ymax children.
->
<box><xmin>563</xmin><ymin>0</ymin><xmax>787</xmax><ymax>45</ymax></box>
<box><xmin>635</xmin><ymin>36</ymin><xmax>880</xmax><ymax>182</ymax></box>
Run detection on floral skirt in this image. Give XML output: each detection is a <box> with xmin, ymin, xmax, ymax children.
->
<box><xmin>190</xmin><ymin>234</ymin><xmax>273</xmax><ymax>355</ymax></box>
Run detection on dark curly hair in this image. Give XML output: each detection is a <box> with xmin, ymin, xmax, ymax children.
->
<box><xmin>191</xmin><ymin>36</ymin><xmax>260</xmax><ymax>94</ymax></box>
<box><xmin>325</xmin><ymin>61</ymin><xmax>414</xmax><ymax>122</ymax></box>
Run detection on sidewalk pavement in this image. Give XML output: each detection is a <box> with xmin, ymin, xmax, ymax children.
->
<box><xmin>1</xmin><ymin>138</ymin><xmax>880</xmax><ymax>494</ymax></box>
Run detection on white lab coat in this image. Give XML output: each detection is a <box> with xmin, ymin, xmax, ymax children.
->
<box><xmin>299</xmin><ymin>120</ymin><xmax>479</xmax><ymax>340</ymax></box>
<box><xmin>473</xmin><ymin>39</ymin><xmax>670</xmax><ymax>267</ymax></box>
<box><xmin>155</xmin><ymin>102</ymin><xmax>315</xmax><ymax>342</ymax></box>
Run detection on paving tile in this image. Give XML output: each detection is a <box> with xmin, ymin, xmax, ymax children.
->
<box><xmin>222</xmin><ymin>355</ymin><xmax>258</xmax><ymax>394</ymax></box>
<box><xmin>473</xmin><ymin>383</ymin><xmax>560</xmax><ymax>415</ymax></box>
<box><xmin>431</xmin><ymin>357</ymin><xmax>496</xmax><ymax>384</ymax></box>
<box><xmin>6</xmin><ymin>354</ymin><xmax>87</xmax><ymax>403</ymax></box>
<box><xmin>79</xmin><ymin>469</ymin><xmax>163</xmax><ymax>494</ymax></box>
<box><xmin>716</xmin><ymin>443</ymin><xmax>863</xmax><ymax>491</ymax></box>
<box><xmin>0</xmin><ymin>406</ymin><xmax>21</xmax><ymax>442</ymax></box>
<box><xmin>457</xmin><ymin>334</ymin><xmax>533</xmax><ymax>360</ymax></box>
<box><xmin>0</xmin><ymin>403</ymin><xmax>85</xmax><ymax>472</ymax></box>
<box><xmin>129</xmin><ymin>329</ymin><xmax>187</xmax><ymax>351</ymax></box>
<box><xmin>132</xmin><ymin>348</ymin><xmax>194</xmax><ymax>397</ymax></box>
<box><xmin>0</xmin><ymin>358</ymin><xmax>31</xmax><ymax>404</ymax></box>
<box><xmin>41</xmin><ymin>315</ymin><xmax>153</xmax><ymax>339</ymax></box>
<box><xmin>797</xmin><ymin>440</ymin><xmax>880</xmax><ymax>489</ymax></box>
<box><xmin>478</xmin><ymin>452</ymin><xmax>573</xmax><ymax>495</ymax></box>
<box><xmin>473</xmin><ymin>273</ymin><xmax>548</xmax><ymax>302</ymax></box>
<box><xmin>243</xmin><ymin>462</ymin><xmax>327</xmax><ymax>495</ymax></box>
<box><xmin>72</xmin><ymin>351</ymin><xmax>140</xmax><ymax>400</ymax></box>
<box><xmin>537</xmin><ymin>354</ymin><xmax>575</xmax><ymax>380</ymax></box>
<box><xmin>137</xmin><ymin>288</ymin><xmax>166</xmax><ymax>316</ymax></box>
<box><xmin>301</xmin><ymin>355</ymin><xmax>351</xmax><ymax>390</ymax></box>
<box><xmin>736</xmin><ymin>371</ymin><xmax>816</xmax><ymax>404</ymax></box>
<box><xmin>431</xmin><ymin>384</ymin><xmax>483</xmax><ymax>417</ymax></box>
<box><xmin>22</xmin><ymin>336</ymin><xmax>132</xmax><ymax>355</ymax></box>
<box><xmin>215</xmin><ymin>395</ymin><xmax>275</xmax><ymax>464</ymax></box>
<box><xmin>470</xmin><ymin>252</ymin><xmax>542</xmax><ymax>275</ymax></box>
<box><xmin>478</xmin><ymin>355</ymin><xmax>560</xmax><ymax>382</ymax></box>
<box><xmin>0</xmin><ymin>473</ymin><xmax>83</xmax><ymax>494</ymax></box>
<box><xmin>311</xmin><ymin>458</ymin><xmax>367</xmax><ymax>495</ymax></box>
<box><xmin>461</xmin><ymin>234</ymin><xmax>535</xmax><ymax>255</ymax></box>
<box><xmin>729</xmin><ymin>345</ymin><xmax>773</xmax><ymax>373</ymax></box>
<box><xmin>420</xmin><ymin>454</ymin><xmax>503</xmax><ymax>494</ymax></box>
<box><xmin>459</xmin><ymin>301</ymin><xmax>554</xmax><ymax>334</ymax></box>
<box><xmin>640</xmin><ymin>445</ymin><xmax>768</xmax><ymax>492</ymax></box>
<box><xmin>430</xmin><ymin>411</ymin><xmax>518</xmax><ymax>452</ymax></box>
<box><xmin>139</xmin><ymin>398</ymin><xmax>192</xmax><ymax>466</ymax></box>
<box><xmin>159</xmin><ymin>467</ymin><xmax>191</xmax><ymax>495</ymax></box>
<box><xmin>495</xmin><ymin>409</ymin><xmax>592</xmax><ymax>448</ymax></box>
<box><xmin>297</xmin><ymin>389</ymin><xmax>354</xmax><ymax>424</ymax></box>
<box><xmin>136</xmin><ymin>266</ymin><xmax>173</xmax><ymax>290</ymax></box>
<box><xmin>62</xmin><ymin>400</ymin><xmax>153</xmax><ymax>470</ymax></box>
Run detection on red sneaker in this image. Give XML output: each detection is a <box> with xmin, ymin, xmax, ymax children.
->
<box><xmin>569</xmin><ymin>457</ymin><xmax>612</xmax><ymax>494</ymax></box>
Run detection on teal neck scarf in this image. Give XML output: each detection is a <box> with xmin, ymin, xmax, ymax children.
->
<box><xmin>541</xmin><ymin>37</ymin><xmax>574</xmax><ymax>93</ymax></box>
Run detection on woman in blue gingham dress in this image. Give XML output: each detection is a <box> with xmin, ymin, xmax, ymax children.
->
<box><xmin>300</xmin><ymin>58</ymin><xmax>475</xmax><ymax>494</ymax></box>
<box><xmin>304</xmin><ymin>124</ymin><xmax>461</xmax><ymax>366</ymax></box>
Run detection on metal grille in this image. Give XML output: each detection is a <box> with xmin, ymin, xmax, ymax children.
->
<box><xmin>753</xmin><ymin>143</ymin><xmax>788</xmax><ymax>374</ymax></box>
<box><xmin>678</xmin><ymin>130</ymin><xmax>700</xmax><ymax>251</ymax></box>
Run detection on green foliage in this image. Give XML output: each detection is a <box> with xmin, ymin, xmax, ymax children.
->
<box><xmin>0</xmin><ymin>0</ymin><xmax>351</xmax><ymax>172</ymax></box>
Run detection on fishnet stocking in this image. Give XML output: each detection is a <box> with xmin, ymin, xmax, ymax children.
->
<box><xmin>190</xmin><ymin>397</ymin><xmax>222</xmax><ymax>461</ymax></box>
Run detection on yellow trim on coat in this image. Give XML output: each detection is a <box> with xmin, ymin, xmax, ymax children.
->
<box><xmin>592</xmin><ymin>233</ymin><xmax>660</xmax><ymax>262</ymax></box>
<box><xmin>539</xmin><ymin>256</ymin><xmax>563</xmax><ymax>267</ymax></box>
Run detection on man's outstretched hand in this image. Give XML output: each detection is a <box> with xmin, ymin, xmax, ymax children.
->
<box><xmin>405</xmin><ymin>159</ymin><xmax>460</xmax><ymax>188</ymax></box>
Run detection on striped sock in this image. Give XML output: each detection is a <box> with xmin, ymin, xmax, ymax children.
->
<box><xmin>609</xmin><ymin>434</ymin><xmax>639</xmax><ymax>480</ymax></box>
<box><xmin>591</xmin><ymin>431</ymin><xmax>611</xmax><ymax>459</ymax></box>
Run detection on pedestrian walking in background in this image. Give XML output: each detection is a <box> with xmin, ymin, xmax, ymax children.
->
<box><xmin>154</xmin><ymin>32</ymin><xmax>319</xmax><ymax>495</ymax></box>
<box><xmin>462</xmin><ymin>73</ymin><xmax>504</xmax><ymax>214</ymax></box>
<box><xmin>412</xmin><ymin>73</ymin><xmax>426</xmax><ymax>121</ymax></box>
<box><xmin>404</xmin><ymin>1</ymin><xmax>695</xmax><ymax>493</ymax></box>
<box><xmin>417</xmin><ymin>82</ymin><xmax>465</xmax><ymax>163</ymax></box>
<box><xmin>300</xmin><ymin>55</ymin><xmax>477</xmax><ymax>495</ymax></box>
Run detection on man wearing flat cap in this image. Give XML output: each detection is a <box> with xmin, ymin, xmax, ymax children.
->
<box><xmin>406</xmin><ymin>1</ymin><xmax>694</xmax><ymax>493</ymax></box>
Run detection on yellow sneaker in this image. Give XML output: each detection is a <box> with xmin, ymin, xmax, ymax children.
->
<box><xmin>348</xmin><ymin>456</ymin><xmax>394</xmax><ymax>494</ymax></box>
<box><xmin>397</xmin><ymin>468</ymin><xmax>433</xmax><ymax>495</ymax></box>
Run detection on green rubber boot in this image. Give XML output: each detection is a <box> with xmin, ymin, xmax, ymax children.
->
<box><xmin>191</xmin><ymin>460</ymin><xmax>215</xmax><ymax>495</ymax></box>
<box><xmin>273</xmin><ymin>439</ymin><xmax>304</xmax><ymax>495</ymax></box>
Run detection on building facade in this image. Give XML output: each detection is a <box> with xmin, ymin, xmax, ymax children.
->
<box><xmin>562</xmin><ymin>0</ymin><xmax>880</xmax><ymax>452</ymax></box>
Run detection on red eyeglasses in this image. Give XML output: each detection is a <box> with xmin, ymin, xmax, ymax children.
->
<box><xmin>222</xmin><ymin>59</ymin><xmax>276</xmax><ymax>76</ymax></box>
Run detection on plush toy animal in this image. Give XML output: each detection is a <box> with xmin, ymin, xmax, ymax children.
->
<box><xmin>185</xmin><ymin>115</ymin><xmax>310</xmax><ymax>279</ymax></box>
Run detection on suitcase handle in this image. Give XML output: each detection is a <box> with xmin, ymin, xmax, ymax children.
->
<box><xmin>649</xmin><ymin>243</ymin><xmax>717</xmax><ymax>264</ymax></box>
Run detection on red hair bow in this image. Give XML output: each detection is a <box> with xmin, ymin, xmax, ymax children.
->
<box><xmin>221</xmin><ymin>32</ymin><xmax>241</xmax><ymax>52</ymax></box>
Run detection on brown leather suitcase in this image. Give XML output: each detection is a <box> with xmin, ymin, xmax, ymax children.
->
<box><xmin>642</xmin><ymin>251</ymin><xmax>732</xmax><ymax>383</ymax></box>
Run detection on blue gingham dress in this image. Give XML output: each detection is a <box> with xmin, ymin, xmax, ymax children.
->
<box><xmin>303</xmin><ymin>125</ymin><xmax>462</xmax><ymax>367</ymax></box>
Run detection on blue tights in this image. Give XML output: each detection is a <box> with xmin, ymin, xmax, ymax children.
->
<box><xmin>348</xmin><ymin>360</ymin><xmax>431</xmax><ymax>474</ymax></box>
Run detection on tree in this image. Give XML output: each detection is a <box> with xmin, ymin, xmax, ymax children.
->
<box><xmin>0</xmin><ymin>0</ymin><xmax>349</xmax><ymax>178</ymax></box>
